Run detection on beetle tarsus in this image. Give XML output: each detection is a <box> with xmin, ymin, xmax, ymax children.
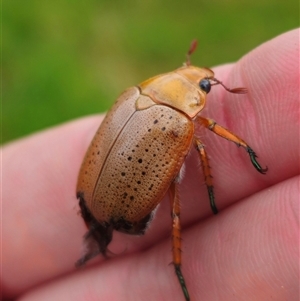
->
<box><xmin>75</xmin><ymin>247</ymin><xmax>100</xmax><ymax>268</ymax></box>
<box><xmin>246</xmin><ymin>146</ymin><xmax>268</xmax><ymax>174</ymax></box>
<box><xmin>175</xmin><ymin>265</ymin><xmax>190</xmax><ymax>301</ymax></box>
<box><xmin>194</xmin><ymin>138</ymin><xmax>218</xmax><ymax>214</ymax></box>
<box><xmin>186</xmin><ymin>39</ymin><xmax>198</xmax><ymax>66</ymax></box>
<box><xmin>207</xmin><ymin>185</ymin><xmax>218</xmax><ymax>214</ymax></box>
<box><xmin>76</xmin><ymin>220</ymin><xmax>114</xmax><ymax>267</ymax></box>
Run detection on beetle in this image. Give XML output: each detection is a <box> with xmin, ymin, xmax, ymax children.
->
<box><xmin>76</xmin><ymin>40</ymin><xmax>267</xmax><ymax>301</ymax></box>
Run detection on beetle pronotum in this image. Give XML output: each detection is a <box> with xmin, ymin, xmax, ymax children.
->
<box><xmin>76</xmin><ymin>40</ymin><xmax>267</xmax><ymax>301</ymax></box>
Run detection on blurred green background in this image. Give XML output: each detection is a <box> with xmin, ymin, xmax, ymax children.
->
<box><xmin>2</xmin><ymin>0</ymin><xmax>298</xmax><ymax>144</ymax></box>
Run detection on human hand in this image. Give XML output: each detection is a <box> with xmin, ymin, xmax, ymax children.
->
<box><xmin>2</xmin><ymin>29</ymin><xmax>299</xmax><ymax>301</ymax></box>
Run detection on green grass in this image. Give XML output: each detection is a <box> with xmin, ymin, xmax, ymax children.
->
<box><xmin>2</xmin><ymin>0</ymin><xmax>299</xmax><ymax>143</ymax></box>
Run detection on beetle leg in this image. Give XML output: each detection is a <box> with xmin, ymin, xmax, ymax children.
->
<box><xmin>76</xmin><ymin>193</ymin><xmax>113</xmax><ymax>267</ymax></box>
<box><xmin>75</xmin><ymin>220</ymin><xmax>114</xmax><ymax>267</ymax></box>
<box><xmin>196</xmin><ymin>116</ymin><xmax>268</xmax><ymax>174</ymax></box>
<box><xmin>194</xmin><ymin>138</ymin><xmax>218</xmax><ymax>214</ymax></box>
<box><xmin>169</xmin><ymin>181</ymin><xmax>190</xmax><ymax>301</ymax></box>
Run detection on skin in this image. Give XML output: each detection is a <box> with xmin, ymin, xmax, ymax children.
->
<box><xmin>2</xmin><ymin>29</ymin><xmax>299</xmax><ymax>301</ymax></box>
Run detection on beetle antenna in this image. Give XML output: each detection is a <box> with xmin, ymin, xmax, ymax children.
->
<box><xmin>186</xmin><ymin>39</ymin><xmax>198</xmax><ymax>66</ymax></box>
<box><xmin>211</xmin><ymin>77</ymin><xmax>248</xmax><ymax>94</ymax></box>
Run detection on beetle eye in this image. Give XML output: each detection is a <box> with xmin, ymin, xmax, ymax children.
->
<box><xmin>199</xmin><ymin>79</ymin><xmax>211</xmax><ymax>93</ymax></box>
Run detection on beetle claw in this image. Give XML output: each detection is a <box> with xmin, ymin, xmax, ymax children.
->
<box><xmin>247</xmin><ymin>147</ymin><xmax>268</xmax><ymax>174</ymax></box>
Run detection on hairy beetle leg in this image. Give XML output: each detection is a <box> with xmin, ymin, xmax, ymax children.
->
<box><xmin>197</xmin><ymin>116</ymin><xmax>268</xmax><ymax>174</ymax></box>
<box><xmin>194</xmin><ymin>138</ymin><xmax>218</xmax><ymax>214</ymax></box>
<box><xmin>76</xmin><ymin>193</ymin><xmax>113</xmax><ymax>267</ymax></box>
<box><xmin>169</xmin><ymin>181</ymin><xmax>190</xmax><ymax>301</ymax></box>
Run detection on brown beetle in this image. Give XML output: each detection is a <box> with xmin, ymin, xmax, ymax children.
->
<box><xmin>76</xmin><ymin>41</ymin><xmax>267</xmax><ymax>301</ymax></box>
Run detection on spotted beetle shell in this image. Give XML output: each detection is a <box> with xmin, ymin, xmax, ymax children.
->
<box><xmin>77</xmin><ymin>66</ymin><xmax>214</xmax><ymax>230</ymax></box>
